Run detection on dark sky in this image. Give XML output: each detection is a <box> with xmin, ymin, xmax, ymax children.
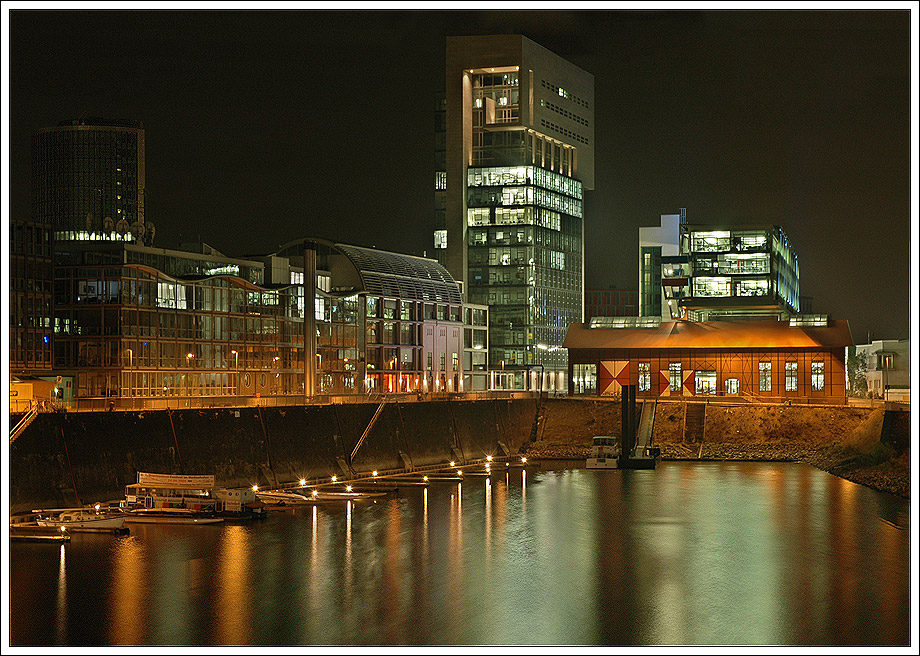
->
<box><xmin>7</xmin><ymin>8</ymin><xmax>913</xmax><ymax>343</ymax></box>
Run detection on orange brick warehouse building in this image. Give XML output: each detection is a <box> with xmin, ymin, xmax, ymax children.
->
<box><xmin>564</xmin><ymin>318</ymin><xmax>852</xmax><ymax>402</ymax></box>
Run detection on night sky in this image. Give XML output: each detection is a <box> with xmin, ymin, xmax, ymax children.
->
<box><xmin>7</xmin><ymin>8</ymin><xmax>914</xmax><ymax>343</ymax></box>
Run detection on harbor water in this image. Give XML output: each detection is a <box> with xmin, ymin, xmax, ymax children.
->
<box><xmin>8</xmin><ymin>461</ymin><xmax>911</xmax><ymax>646</ymax></box>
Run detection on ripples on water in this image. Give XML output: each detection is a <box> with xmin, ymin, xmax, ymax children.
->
<box><xmin>9</xmin><ymin>462</ymin><xmax>911</xmax><ymax>646</ymax></box>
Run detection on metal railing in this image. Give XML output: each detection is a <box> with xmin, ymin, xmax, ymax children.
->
<box><xmin>10</xmin><ymin>402</ymin><xmax>39</xmax><ymax>443</ymax></box>
<box><xmin>46</xmin><ymin>389</ymin><xmax>543</xmax><ymax>413</ymax></box>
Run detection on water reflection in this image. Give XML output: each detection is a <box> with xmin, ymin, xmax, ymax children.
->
<box><xmin>9</xmin><ymin>462</ymin><xmax>911</xmax><ymax>647</ymax></box>
<box><xmin>215</xmin><ymin>525</ymin><xmax>252</xmax><ymax>645</ymax></box>
<box><xmin>109</xmin><ymin>536</ymin><xmax>148</xmax><ymax>645</ymax></box>
<box><xmin>55</xmin><ymin>544</ymin><xmax>67</xmax><ymax>645</ymax></box>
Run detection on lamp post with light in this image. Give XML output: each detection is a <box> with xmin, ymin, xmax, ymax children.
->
<box><xmin>125</xmin><ymin>348</ymin><xmax>133</xmax><ymax>403</ymax></box>
<box><xmin>186</xmin><ymin>352</ymin><xmax>194</xmax><ymax>407</ymax></box>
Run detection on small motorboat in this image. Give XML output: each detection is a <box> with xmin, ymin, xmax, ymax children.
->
<box><xmin>586</xmin><ymin>435</ymin><xmax>620</xmax><ymax>469</ymax></box>
<box><xmin>36</xmin><ymin>508</ymin><xmax>127</xmax><ymax>530</ymax></box>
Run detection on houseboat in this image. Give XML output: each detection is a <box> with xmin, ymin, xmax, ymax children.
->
<box><xmin>122</xmin><ymin>472</ymin><xmax>264</xmax><ymax>519</ymax></box>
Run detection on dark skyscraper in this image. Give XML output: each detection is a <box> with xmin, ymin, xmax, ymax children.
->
<box><xmin>32</xmin><ymin>117</ymin><xmax>152</xmax><ymax>243</ymax></box>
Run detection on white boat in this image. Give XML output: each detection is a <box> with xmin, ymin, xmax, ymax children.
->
<box><xmin>37</xmin><ymin>508</ymin><xmax>127</xmax><ymax>530</ymax></box>
<box><xmin>124</xmin><ymin>508</ymin><xmax>224</xmax><ymax>524</ymax></box>
<box><xmin>256</xmin><ymin>490</ymin><xmax>314</xmax><ymax>506</ymax></box>
<box><xmin>586</xmin><ymin>436</ymin><xmax>620</xmax><ymax>469</ymax></box>
<box><xmin>314</xmin><ymin>490</ymin><xmax>387</xmax><ymax>500</ymax></box>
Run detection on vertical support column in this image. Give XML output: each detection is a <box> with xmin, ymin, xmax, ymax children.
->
<box><xmin>303</xmin><ymin>241</ymin><xmax>317</xmax><ymax>400</ymax></box>
<box><xmin>621</xmin><ymin>384</ymin><xmax>636</xmax><ymax>457</ymax></box>
<box><xmin>628</xmin><ymin>385</ymin><xmax>636</xmax><ymax>454</ymax></box>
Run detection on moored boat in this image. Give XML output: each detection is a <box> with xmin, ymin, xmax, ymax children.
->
<box><xmin>122</xmin><ymin>471</ymin><xmax>263</xmax><ymax>518</ymax></box>
<box><xmin>124</xmin><ymin>507</ymin><xmax>224</xmax><ymax>524</ymax></box>
<box><xmin>36</xmin><ymin>508</ymin><xmax>127</xmax><ymax>530</ymax></box>
<box><xmin>586</xmin><ymin>435</ymin><xmax>620</xmax><ymax>469</ymax></box>
<box><xmin>256</xmin><ymin>490</ymin><xmax>314</xmax><ymax>506</ymax></box>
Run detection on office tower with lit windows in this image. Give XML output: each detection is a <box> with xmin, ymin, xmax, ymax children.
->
<box><xmin>32</xmin><ymin>117</ymin><xmax>152</xmax><ymax>243</ymax></box>
<box><xmin>435</xmin><ymin>35</ymin><xmax>594</xmax><ymax>390</ymax></box>
<box><xmin>640</xmin><ymin>210</ymin><xmax>801</xmax><ymax>323</ymax></box>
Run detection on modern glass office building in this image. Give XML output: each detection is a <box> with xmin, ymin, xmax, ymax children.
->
<box><xmin>675</xmin><ymin>224</ymin><xmax>800</xmax><ymax>321</ymax></box>
<box><xmin>273</xmin><ymin>239</ymin><xmax>489</xmax><ymax>396</ymax></box>
<box><xmin>436</xmin><ymin>35</ymin><xmax>594</xmax><ymax>390</ymax></box>
<box><xmin>9</xmin><ymin>219</ymin><xmax>54</xmax><ymax>373</ymax></box>
<box><xmin>640</xmin><ymin>213</ymin><xmax>801</xmax><ymax>323</ymax></box>
<box><xmin>52</xmin><ymin>240</ymin><xmax>295</xmax><ymax>402</ymax></box>
<box><xmin>48</xmin><ymin>238</ymin><xmax>489</xmax><ymax>407</ymax></box>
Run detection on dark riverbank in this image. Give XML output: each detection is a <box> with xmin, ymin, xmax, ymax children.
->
<box><xmin>527</xmin><ymin>398</ymin><xmax>911</xmax><ymax>499</ymax></box>
<box><xmin>9</xmin><ymin>397</ymin><xmax>910</xmax><ymax>511</ymax></box>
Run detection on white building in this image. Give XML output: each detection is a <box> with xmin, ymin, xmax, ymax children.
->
<box><xmin>854</xmin><ymin>339</ymin><xmax>910</xmax><ymax>401</ymax></box>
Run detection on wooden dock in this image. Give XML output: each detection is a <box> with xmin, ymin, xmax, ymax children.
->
<box><xmin>11</xmin><ymin>532</ymin><xmax>71</xmax><ymax>543</ymax></box>
<box><xmin>10</xmin><ymin>523</ymin><xmax>129</xmax><ymax>537</ymax></box>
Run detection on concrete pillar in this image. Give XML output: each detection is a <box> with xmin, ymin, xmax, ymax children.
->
<box><xmin>303</xmin><ymin>242</ymin><xmax>317</xmax><ymax>399</ymax></box>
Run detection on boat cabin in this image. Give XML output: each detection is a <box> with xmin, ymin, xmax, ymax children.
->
<box><xmin>123</xmin><ymin>472</ymin><xmax>256</xmax><ymax>513</ymax></box>
<box><xmin>591</xmin><ymin>436</ymin><xmax>619</xmax><ymax>455</ymax></box>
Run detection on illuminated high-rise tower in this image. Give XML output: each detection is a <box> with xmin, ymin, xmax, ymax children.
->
<box><xmin>435</xmin><ymin>35</ymin><xmax>594</xmax><ymax>390</ymax></box>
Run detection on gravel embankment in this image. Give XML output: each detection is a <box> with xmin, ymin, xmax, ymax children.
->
<box><xmin>523</xmin><ymin>440</ymin><xmax>910</xmax><ymax>499</ymax></box>
<box><xmin>528</xmin><ymin>400</ymin><xmax>910</xmax><ymax>499</ymax></box>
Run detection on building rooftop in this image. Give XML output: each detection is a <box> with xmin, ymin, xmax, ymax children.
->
<box><xmin>335</xmin><ymin>243</ymin><xmax>462</xmax><ymax>305</ymax></box>
<box><xmin>564</xmin><ymin>319</ymin><xmax>853</xmax><ymax>350</ymax></box>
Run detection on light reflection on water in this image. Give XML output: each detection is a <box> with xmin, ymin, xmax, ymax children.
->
<box><xmin>9</xmin><ymin>462</ymin><xmax>911</xmax><ymax>646</ymax></box>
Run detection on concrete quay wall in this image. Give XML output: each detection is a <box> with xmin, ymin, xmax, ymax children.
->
<box><xmin>9</xmin><ymin>398</ymin><xmax>538</xmax><ymax>513</ymax></box>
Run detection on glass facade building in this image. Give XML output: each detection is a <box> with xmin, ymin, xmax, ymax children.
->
<box><xmin>465</xmin><ymin>165</ymin><xmax>582</xmax><ymax>372</ymax></box>
<box><xmin>9</xmin><ymin>220</ymin><xmax>54</xmax><ymax>373</ymax></box>
<box><xmin>439</xmin><ymin>35</ymin><xmax>594</xmax><ymax>388</ymax></box>
<box><xmin>675</xmin><ymin>224</ymin><xmax>800</xmax><ymax>321</ymax></box>
<box><xmin>48</xmin><ymin>238</ymin><xmax>489</xmax><ymax>407</ymax></box>
<box><xmin>52</xmin><ymin>241</ymin><xmax>300</xmax><ymax>401</ymax></box>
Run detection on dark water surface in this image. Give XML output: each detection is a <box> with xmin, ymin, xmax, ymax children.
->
<box><xmin>9</xmin><ymin>461</ymin><xmax>911</xmax><ymax>646</ymax></box>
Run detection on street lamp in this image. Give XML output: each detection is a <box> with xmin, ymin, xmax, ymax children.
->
<box><xmin>231</xmin><ymin>350</ymin><xmax>238</xmax><ymax>369</ymax></box>
<box><xmin>186</xmin><ymin>353</ymin><xmax>194</xmax><ymax>406</ymax></box>
<box><xmin>125</xmin><ymin>348</ymin><xmax>133</xmax><ymax>400</ymax></box>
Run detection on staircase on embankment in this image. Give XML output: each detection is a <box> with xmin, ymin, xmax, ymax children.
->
<box><xmin>635</xmin><ymin>400</ymin><xmax>657</xmax><ymax>453</ymax></box>
<box><xmin>683</xmin><ymin>402</ymin><xmax>706</xmax><ymax>445</ymax></box>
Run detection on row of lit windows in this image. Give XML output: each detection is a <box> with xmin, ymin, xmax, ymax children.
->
<box><xmin>541</xmin><ymin>79</ymin><xmax>589</xmax><ymax>109</ymax></box>
<box><xmin>693</xmin><ymin>277</ymin><xmax>770</xmax><ymax>298</ymax></box>
<box><xmin>468</xmin><ymin>166</ymin><xmax>583</xmax><ymax>199</ymax></box>
<box><xmin>575</xmin><ymin>360</ymin><xmax>826</xmax><ymax>395</ymax></box>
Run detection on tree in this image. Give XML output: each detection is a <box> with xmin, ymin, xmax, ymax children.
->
<box><xmin>847</xmin><ymin>346</ymin><xmax>868</xmax><ymax>397</ymax></box>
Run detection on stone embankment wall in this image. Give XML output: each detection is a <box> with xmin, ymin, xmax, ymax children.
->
<box><xmin>9</xmin><ymin>398</ymin><xmax>537</xmax><ymax>513</ymax></box>
<box><xmin>528</xmin><ymin>397</ymin><xmax>910</xmax><ymax>498</ymax></box>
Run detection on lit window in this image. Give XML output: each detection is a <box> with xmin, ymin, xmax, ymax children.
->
<box><xmin>669</xmin><ymin>362</ymin><xmax>681</xmax><ymax>391</ymax></box>
<box><xmin>695</xmin><ymin>371</ymin><xmax>717</xmax><ymax>395</ymax></box>
<box><xmin>638</xmin><ymin>362</ymin><xmax>651</xmax><ymax>392</ymax></box>
<box><xmin>811</xmin><ymin>361</ymin><xmax>824</xmax><ymax>391</ymax></box>
<box><xmin>434</xmin><ymin>230</ymin><xmax>448</xmax><ymax>249</ymax></box>
<box><xmin>785</xmin><ymin>361</ymin><xmax>798</xmax><ymax>392</ymax></box>
<box><xmin>759</xmin><ymin>362</ymin><xmax>772</xmax><ymax>392</ymax></box>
